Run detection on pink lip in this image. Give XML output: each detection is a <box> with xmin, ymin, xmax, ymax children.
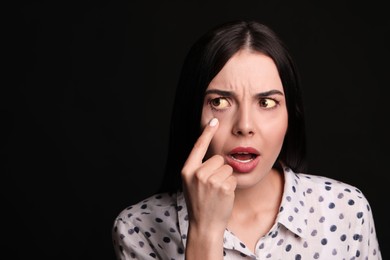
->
<box><xmin>226</xmin><ymin>147</ymin><xmax>260</xmax><ymax>173</ymax></box>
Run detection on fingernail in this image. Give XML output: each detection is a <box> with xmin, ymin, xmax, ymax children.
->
<box><xmin>209</xmin><ymin>118</ymin><xmax>218</xmax><ymax>127</ymax></box>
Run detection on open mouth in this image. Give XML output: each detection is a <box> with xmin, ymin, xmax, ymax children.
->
<box><xmin>226</xmin><ymin>147</ymin><xmax>260</xmax><ymax>173</ymax></box>
<box><xmin>230</xmin><ymin>152</ymin><xmax>258</xmax><ymax>163</ymax></box>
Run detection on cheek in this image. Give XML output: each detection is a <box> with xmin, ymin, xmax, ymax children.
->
<box><xmin>273</xmin><ymin>125</ymin><xmax>288</xmax><ymax>145</ymax></box>
<box><xmin>251</xmin><ymin>106</ymin><xmax>287</xmax><ymax>138</ymax></box>
<box><xmin>262</xmin><ymin>115</ymin><xmax>288</xmax><ymax>145</ymax></box>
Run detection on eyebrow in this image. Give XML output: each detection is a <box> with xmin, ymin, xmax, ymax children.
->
<box><xmin>204</xmin><ymin>89</ymin><xmax>284</xmax><ymax>98</ymax></box>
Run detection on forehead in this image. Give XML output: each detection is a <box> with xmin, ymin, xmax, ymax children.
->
<box><xmin>208</xmin><ymin>49</ymin><xmax>283</xmax><ymax>93</ymax></box>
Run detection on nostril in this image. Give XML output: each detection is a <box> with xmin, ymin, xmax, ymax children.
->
<box><xmin>233</xmin><ymin>129</ymin><xmax>254</xmax><ymax>136</ymax></box>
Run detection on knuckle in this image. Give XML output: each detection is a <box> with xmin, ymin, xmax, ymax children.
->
<box><xmin>208</xmin><ymin>176</ymin><xmax>221</xmax><ymax>188</ymax></box>
<box><xmin>222</xmin><ymin>176</ymin><xmax>237</xmax><ymax>193</ymax></box>
<box><xmin>211</xmin><ymin>154</ymin><xmax>224</xmax><ymax>164</ymax></box>
<box><xmin>194</xmin><ymin>169</ymin><xmax>207</xmax><ymax>183</ymax></box>
<box><xmin>221</xmin><ymin>183</ymin><xmax>233</xmax><ymax>194</ymax></box>
<box><xmin>222</xmin><ymin>164</ymin><xmax>233</xmax><ymax>173</ymax></box>
<box><xmin>181</xmin><ymin>166</ymin><xmax>190</xmax><ymax>177</ymax></box>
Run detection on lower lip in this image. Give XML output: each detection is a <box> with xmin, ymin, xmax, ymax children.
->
<box><xmin>225</xmin><ymin>155</ymin><xmax>260</xmax><ymax>173</ymax></box>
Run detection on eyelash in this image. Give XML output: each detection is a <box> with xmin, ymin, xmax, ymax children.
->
<box><xmin>208</xmin><ymin>97</ymin><xmax>231</xmax><ymax>112</ymax></box>
<box><xmin>208</xmin><ymin>96</ymin><xmax>280</xmax><ymax>111</ymax></box>
<box><xmin>259</xmin><ymin>97</ymin><xmax>280</xmax><ymax>109</ymax></box>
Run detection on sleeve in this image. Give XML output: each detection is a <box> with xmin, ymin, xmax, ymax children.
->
<box><xmin>112</xmin><ymin>217</ymin><xmax>160</xmax><ymax>260</ymax></box>
<box><xmin>350</xmin><ymin>192</ymin><xmax>382</xmax><ymax>260</ymax></box>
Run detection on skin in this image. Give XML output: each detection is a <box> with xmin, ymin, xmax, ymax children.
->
<box><xmin>182</xmin><ymin>49</ymin><xmax>288</xmax><ymax>258</ymax></box>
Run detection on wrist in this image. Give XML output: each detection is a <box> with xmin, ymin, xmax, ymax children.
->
<box><xmin>185</xmin><ymin>224</ymin><xmax>225</xmax><ymax>259</ymax></box>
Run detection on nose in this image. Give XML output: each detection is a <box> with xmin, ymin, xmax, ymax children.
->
<box><xmin>232</xmin><ymin>104</ymin><xmax>255</xmax><ymax>137</ymax></box>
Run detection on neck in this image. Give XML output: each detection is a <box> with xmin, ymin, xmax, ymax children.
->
<box><xmin>232</xmin><ymin>168</ymin><xmax>284</xmax><ymax>217</ymax></box>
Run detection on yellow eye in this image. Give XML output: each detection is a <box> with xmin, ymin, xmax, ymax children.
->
<box><xmin>210</xmin><ymin>97</ymin><xmax>230</xmax><ymax>110</ymax></box>
<box><xmin>259</xmin><ymin>98</ymin><xmax>278</xmax><ymax>109</ymax></box>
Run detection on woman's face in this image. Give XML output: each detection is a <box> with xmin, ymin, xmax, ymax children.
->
<box><xmin>201</xmin><ymin>49</ymin><xmax>288</xmax><ymax>189</ymax></box>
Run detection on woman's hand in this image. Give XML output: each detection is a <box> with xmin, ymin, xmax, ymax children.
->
<box><xmin>181</xmin><ymin>118</ymin><xmax>237</xmax><ymax>259</ymax></box>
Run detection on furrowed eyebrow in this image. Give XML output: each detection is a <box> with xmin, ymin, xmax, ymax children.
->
<box><xmin>204</xmin><ymin>89</ymin><xmax>234</xmax><ymax>97</ymax></box>
<box><xmin>255</xmin><ymin>89</ymin><xmax>284</xmax><ymax>98</ymax></box>
<box><xmin>204</xmin><ymin>89</ymin><xmax>284</xmax><ymax>98</ymax></box>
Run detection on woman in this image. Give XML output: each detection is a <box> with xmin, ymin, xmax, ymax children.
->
<box><xmin>112</xmin><ymin>20</ymin><xmax>381</xmax><ymax>259</ymax></box>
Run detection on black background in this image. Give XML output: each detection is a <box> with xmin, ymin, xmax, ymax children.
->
<box><xmin>6</xmin><ymin>0</ymin><xmax>389</xmax><ymax>259</ymax></box>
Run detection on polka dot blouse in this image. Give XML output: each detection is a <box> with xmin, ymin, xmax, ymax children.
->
<box><xmin>112</xmin><ymin>167</ymin><xmax>382</xmax><ymax>259</ymax></box>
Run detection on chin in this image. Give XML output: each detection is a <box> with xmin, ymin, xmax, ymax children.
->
<box><xmin>233</xmin><ymin>174</ymin><xmax>260</xmax><ymax>189</ymax></box>
<box><xmin>233</xmin><ymin>166</ymin><xmax>273</xmax><ymax>189</ymax></box>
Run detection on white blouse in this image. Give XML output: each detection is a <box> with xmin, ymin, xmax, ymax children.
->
<box><xmin>112</xmin><ymin>167</ymin><xmax>382</xmax><ymax>259</ymax></box>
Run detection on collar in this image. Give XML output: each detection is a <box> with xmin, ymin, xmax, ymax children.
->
<box><xmin>275</xmin><ymin>165</ymin><xmax>309</xmax><ymax>239</ymax></box>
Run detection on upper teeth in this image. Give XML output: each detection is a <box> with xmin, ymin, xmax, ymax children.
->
<box><xmin>231</xmin><ymin>153</ymin><xmax>254</xmax><ymax>163</ymax></box>
<box><xmin>231</xmin><ymin>156</ymin><xmax>253</xmax><ymax>163</ymax></box>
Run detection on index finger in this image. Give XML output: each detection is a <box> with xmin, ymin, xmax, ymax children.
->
<box><xmin>183</xmin><ymin>118</ymin><xmax>219</xmax><ymax>169</ymax></box>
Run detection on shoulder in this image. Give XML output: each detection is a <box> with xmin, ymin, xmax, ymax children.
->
<box><xmin>115</xmin><ymin>192</ymin><xmax>179</xmax><ymax>223</ymax></box>
<box><xmin>295</xmin><ymin>172</ymin><xmax>372</xmax><ymax>212</ymax></box>
<box><xmin>112</xmin><ymin>192</ymin><xmax>186</xmax><ymax>258</ymax></box>
<box><xmin>112</xmin><ymin>192</ymin><xmax>182</xmax><ymax>249</ymax></box>
<box><xmin>112</xmin><ymin>191</ymin><xmax>183</xmax><ymax>235</ymax></box>
<box><xmin>297</xmin><ymin>173</ymin><xmax>364</xmax><ymax>195</ymax></box>
<box><xmin>286</xmin><ymin>172</ymin><xmax>381</xmax><ymax>258</ymax></box>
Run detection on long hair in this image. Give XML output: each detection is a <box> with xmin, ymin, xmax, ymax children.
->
<box><xmin>159</xmin><ymin>20</ymin><xmax>306</xmax><ymax>193</ymax></box>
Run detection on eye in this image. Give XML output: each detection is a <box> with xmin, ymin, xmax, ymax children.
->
<box><xmin>259</xmin><ymin>98</ymin><xmax>278</xmax><ymax>109</ymax></box>
<box><xmin>210</xmin><ymin>97</ymin><xmax>230</xmax><ymax>110</ymax></box>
